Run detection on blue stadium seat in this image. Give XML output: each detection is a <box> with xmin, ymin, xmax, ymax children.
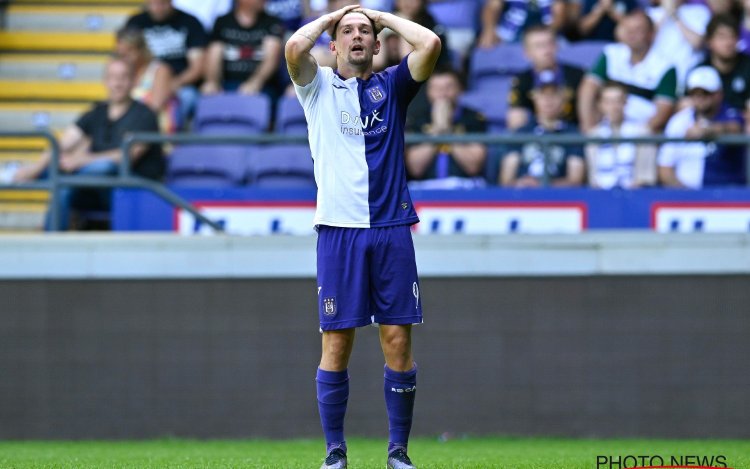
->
<box><xmin>427</xmin><ymin>0</ymin><xmax>480</xmax><ymax>29</ymax></box>
<box><xmin>460</xmin><ymin>79</ymin><xmax>512</xmax><ymax>133</ymax></box>
<box><xmin>194</xmin><ymin>94</ymin><xmax>272</xmax><ymax>134</ymax></box>
<box><xmin>247</xmin><ymin>144</ymin><xmax>315</xmax><ymax>188</ymax></box>
<box><xmin>468</xmin><ymin>43</ymin><xmax>529</xmax><ymax>91</ymax></box>
<box><xmin>168</xmin><ymin>145</ymin><xmax>250</xmax><ymax>187</ymax></box>
<box><xmin>557</xmin><ymin>40</ymin><xmax>609</xmax><ymax>72</ymax></box>
<box><xmin>276</xmin><ymin>96</ymin><xmax>307</xmax><ymax>135</ymax></box>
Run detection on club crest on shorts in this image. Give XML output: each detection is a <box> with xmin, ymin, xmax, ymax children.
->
<box><xmin>367</xmin><ymin>86</ymin><xmax>385</xmax><ymax>103</ymax></box>
<box><xmin>323</xmin><ymin>297</ymin><xmax>337</xmax><ymax>316</ymax></box>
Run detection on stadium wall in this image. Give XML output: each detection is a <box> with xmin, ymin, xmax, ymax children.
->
<box><xmin>1</xmin><ymin>234</ymin><xmax>749</xmax><ymax>439</ymax></box>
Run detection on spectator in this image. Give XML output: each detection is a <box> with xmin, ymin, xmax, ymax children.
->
<box><xmin>585</xmin><ymin>83</ymin><xmax>657</xmax><ymax>188</ymax></box>
<box><xmin>125</xmin><ymin>0</ymin><xmax>208</xmax><ymax>121</ymax></box>
<box><xmin>380</xmin><ymin>0</ymin><xmax>451</xmax><ymax>69</ymax></box>
<box><xmin>116</xmin><ymin>28</ymin><xmax>181</xmax><ymax>133</ymax></box>
<box><xmin>12</xmin><ymin>58</ymin><xmax>165</xmax><ymax>230</ymax></box>
<box><xmin>658</xmin><ymin>66</ymin><xmax>746</xmax><ymax>188</ymax></box>
<box><xmin>265</xmin><ymin>0</ymin><xmax>311</xmax><ymax>31</ymax></box>
<box><xmin>507</xmin><ymin>25</ymin><xmax>584</xmax><ymax>130</ymax></box>
<box><xmin>405</xmin><ymin>68</ymin><xmax>488</xmax><ymax>186</ymax></box>
<box><xmin>201</xmin><ymin>0</ymin><xmax>285</xmax><ymax>98</ymax></box>
<box><xmin>648</xmin><ymin>0</ymin><xmax>711</xmax><ymax>90</ymax></box>
<box><xmin>577</xmin><ymin>10</ymin><xmax>677</xmax><ymax>133</ymax></box>
<box><xmin>173</xmin><ymin>0</ymin><xmax>233</xmax><ymax>31</ymax></box>
<box><xmin>478</xmin><ymin>0</ymin><xmax>567</xmax><ymax>47</ymax></box>
<box><xmin>698</xmin><ymin>14</ymin><xmax>750</xmax><ymax>129</ymax></box>
<box><xmin>500</xmin><ymin>71</ymin><xmax>585</xmax><ymax>187</ymax></box>
<box><xmin>569</xmin><ymin>0</ymin><xmax>639</xmax><ymax>41</ymax></box>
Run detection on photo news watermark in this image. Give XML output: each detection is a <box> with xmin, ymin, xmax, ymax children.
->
<box><xmin>596</xmin><ymin>454</ymin><xmax>731</xmax><ymax>469</ymax></box>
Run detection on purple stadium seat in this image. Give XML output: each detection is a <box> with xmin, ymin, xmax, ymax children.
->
<box><xmin>460</xmin><ymin>78</ymin><xmax>512</xmax><ymax>132</ymax></box>
<box><xmin>468</xmin><ymin>43</ymin><xmax>529</xmax><ymax>91</ymax></box>
<box><xmin>276</xmin><ymin>96</ymin><xmax>308</xmax><ymax>135</ymax></box>
<box><xmin>247</xmin><ymin>144</ymin><xmax>315</xmax><ymax>188</ymax></box>
<box><xmin>427</xmin><ymin>0</ymin><xmax>480</xmax><ymax>29</ymax></box>
<box><xmin>194</xmin><ymin>94</ymin><xmax>272</xmax><ymax>134</ymax></box>
<box><xmin>557</xmin><ymin>40</ymin><xmax>608</xmax><ymax>72</ymax></box>
<box><xmin>168</xmin><ymin>145</ymin><xmax>250</xmax><ymax>187</ymax></box>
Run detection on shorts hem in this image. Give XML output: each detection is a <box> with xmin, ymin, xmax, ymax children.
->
<box><xmin>320</xmin><ymin>317</ymin><xmax>374</xmax><ymax>331</ymax></box>
<box><xmin>373</xmin><ymin>315</ymin><xmax>423</xmax><ymax>326</ymax></box>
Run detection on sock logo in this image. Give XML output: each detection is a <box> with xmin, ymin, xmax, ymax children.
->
<box><xmin>391</xmin><ymin>386</ymin><xmax>416</xmax><ymax>393</ymax></box>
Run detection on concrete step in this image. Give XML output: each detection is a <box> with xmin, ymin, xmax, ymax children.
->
<box><xmin>0</xmin><ymin>208</ymin><xmax>46</xmax><ymax>231</ymax></box>
<box><xmin>6</xmin><ymin>5</ymin><xmax>136</xmax><ymax>32</ymax></box>
<box><xmin>0</xmin><ymin>102</ymin><xmax>86</xmax><ymax>131</ymax></box>
<box><xmin>0</xmin><ymin>31</ymin><xmax>115</xmax><ymax>52</ymax></box>
<box><xmin>13</xmin><ymin>0</ymin><xmax>142</xmax><ymax>5</ymax></box>
<box><xmin>0</xmin><ymin>80</ymin><xmax>105</xmax><ymax>101</ymax></box>
<box><xmin>0</xmin><ymin>133</ymin><xmax>59</xmax><ymax>152</ymax></box>
<box><xmin>0</xmin><ymin>151</ymin><xmax>43</xmax><ymax>164</ymax></box>
<box><xmin>0</xmin><ymin>54</ymin><xmax>107</xmax><ymax>81</ymax></box>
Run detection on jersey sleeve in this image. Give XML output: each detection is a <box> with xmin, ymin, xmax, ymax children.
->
<box><xmin>654</xmin><ymin>67</ymin><xmax>677</xmax><ymax>101</ymax></box>
<box><xmin>391</xmin><ymin>54</ymin><xmax>423</xmax><ymax>105</ymax></box>
<box><xmin>293</xmin><ymin>65</ymin><xmax>323</xmax><ymax>111</ymax></box>
<box><xmin>589</xmin><ymin>53</ymin><xmax>607</xmax><ymax>82</ymax></box>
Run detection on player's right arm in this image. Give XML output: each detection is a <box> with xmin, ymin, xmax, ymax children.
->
<box><xmin>285</xmin><ymin>5</ymin><xmax>359</xmax><ymax>86</ymax></box>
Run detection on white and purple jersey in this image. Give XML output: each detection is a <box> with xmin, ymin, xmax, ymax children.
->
<box><xmin>294</xmin><ymin>56</ymin><xmax>422</xmax><ymax>228</ymax></box>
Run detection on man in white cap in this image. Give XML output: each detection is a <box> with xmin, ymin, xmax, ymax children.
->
<box><xmin>658</xmin><ymin>65</ymin><xmax>746</xmax><ymax>188</ymax></box>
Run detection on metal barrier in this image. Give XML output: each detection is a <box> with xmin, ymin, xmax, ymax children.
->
<box><xmin>2</xmin><ymin>131</ymin><xmax>750</xmax><ymax>232</ymax></box>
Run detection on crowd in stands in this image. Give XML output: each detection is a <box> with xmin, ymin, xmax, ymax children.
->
<box><xmin>10</xmin><ymin>0</ymin><xmax>750</xmax><ymax>229</ymax></box>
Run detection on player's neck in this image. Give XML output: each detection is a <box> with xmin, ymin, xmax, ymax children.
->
<box><xmin>336</xmin><ymin>61</ymin><xmax>374</xmax><ymax>81</ymax></box>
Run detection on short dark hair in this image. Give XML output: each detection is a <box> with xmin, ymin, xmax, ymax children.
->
<box><xmin>623</xmin><ymin>9</ymin><xmax>654</xmax><ymax>32</ymax></box>
<box><xmin>331</xmin><ymin>11</ymin><xmax>378</xmax><ymax>41</ymax></box>
<box><xmin>705</xmin><ymin>14</ymin><xmax>740</xmax><ymax>40</ymax></box>
<box><xmin>522</xmin><ymin>24</ymin><xmax>554</xmax><ymax>44</ymax></box>
<box><xmin>431</xmin><ymin>65</ymin><xmax>465</xmax><ymax>89</ymax></box>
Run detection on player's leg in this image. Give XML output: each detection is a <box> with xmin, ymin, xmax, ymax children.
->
<box><xmin>317</xmin><ymin>328</ymin><xmax>355</xmax><ymax>468</ymax></box>
<box><xmin>369</xmin><ymin>225</ymin><xmax>421</xmax><ymax>468</ymax></box>
<box><xmin>316</xmin><ymin>226</ymin><xmax>371</xmax><ymax>468</ymax></box>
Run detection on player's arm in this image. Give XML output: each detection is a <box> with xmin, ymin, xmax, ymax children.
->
<box><xmin>359</xmin><ymin>9</ymin><xmax>441</xmax><ymax>82</ymax></box>
<box><xmin>285</xmin><ymin>5</ymin><xmax>359</xmax><ymax>86</ymax></box>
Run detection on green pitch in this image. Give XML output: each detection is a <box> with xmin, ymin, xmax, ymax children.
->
<box><xmin>1</xmin><ymin>437</ymin><xmax>749</xmax><ymax>469</ymax></box>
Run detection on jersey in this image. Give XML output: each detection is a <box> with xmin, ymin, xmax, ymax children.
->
<box><xmin>294</xmin><ymin>56</ymin><xmax>422</xmax><ymax>228</ymax></box>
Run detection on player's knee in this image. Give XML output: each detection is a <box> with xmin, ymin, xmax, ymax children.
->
<box><xmin>382</xmin><ymin>332</ymin><xmax>411</xmax><ymax>357</ymax></box>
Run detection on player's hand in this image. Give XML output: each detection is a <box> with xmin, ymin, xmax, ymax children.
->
<box><xmin>354</xmin><ymin>8</ymin><xmax>385</xmax><ymax>35</ymax></box>
<box><xmin>325</xmin><ymin>4</ymin><xmax>361</xmax><ymax>36</ymax></box>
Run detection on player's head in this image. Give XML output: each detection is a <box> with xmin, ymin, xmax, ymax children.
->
<box><xmin>598</xmin><ymin>83</ymin><xmax>628</xmax><ymax>125</ymax></box>
<box><xmin>616</xmin><ymin>10</ymin><xmax>654</xmax><ymax>54</ymax></box>
<box><xmin>706</xmin><ymin>14</ymin><xmax>740</xmax><ymax>61</ymax></box>
<box><xmin>426</xmin><ymin>67</ymin><xmax>463</xmax><ymax>105</ymax></box>
<box><xmin>104</xmin><ymin>57</ymin><xmax>135</xmax><ymax>104</ymax></box>
<box><xmin>686</xmin><ymin>66</ymin><xmax>723</xmax><ymax>115</ymax></box>
<box><xmin>145</xmin><ymin>0</ymin><xmax>173</xmax><ymax>22</ymax></box>
<box><xmin>330</xmin><ymin>11</ymin><xmax>381</xmax><ymax>69</ymax></box>
<box><xmin>115</xmin><ymin>28</ymin><xmax>151</xmax><ymax>66</ymax></box>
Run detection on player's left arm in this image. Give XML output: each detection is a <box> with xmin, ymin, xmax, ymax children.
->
<box><xmin>359</xmin><ymin>9</ymin><xmax>441</xmax><ymax>82</ymax></box>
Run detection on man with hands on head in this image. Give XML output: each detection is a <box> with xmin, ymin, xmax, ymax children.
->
<box><xmin>285</xmin><ymin>5</ymin><xmax>441</xmax><ymax>469</ymax></box>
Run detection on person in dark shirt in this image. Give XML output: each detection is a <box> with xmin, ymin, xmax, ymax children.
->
<box><xmin>125</xmin><ymin>0</ymin><xmax>208</xmax><ymax>121</ymax></box>
<box><xmin>202</xmin><ymin>0</ymin><xmax>285</xmax><ymax>97</ymax></box>
<box><xmin>13</xmin><ymin>58</ymin><xmax>164</xmax><ymax>230</ymax></box>
<box><xmin>501</xmin><ymin>70</ymin><xmax>585</xmax><ymax>187</ymax></box>
<box><xmin>507</xmin><ymin>25</ymin><xmax>584</xmax><ymax>130</ymax></box>
<box><xmin>568</xmin><ymin>0</ymin><xmax>638</xmax><ymax>41</ymax></box>
<box><xmin>698</xmin><ymin>14</ymin><xmax>750</xmax><ymax>131</ymax></box>
<box><xmin>405</xmin><ymin>68</ymin><xmax>487</xmax><ymax>183</ymax></box>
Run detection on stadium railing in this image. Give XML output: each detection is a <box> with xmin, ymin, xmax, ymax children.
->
<box><xmin>2</xmin><ymin>131</ymin><xmax>750</xmax><ymax>232</ymax></box>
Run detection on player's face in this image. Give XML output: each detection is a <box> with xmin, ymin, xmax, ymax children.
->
<box><xmin>333</xmin><ymin>13</ymin><xmax>380</xmax><ymax>67</ymax></box>
<box><xmin>708</xmin><ymin>26</ymin><xmax>739</xmax><ymax>60</ymax></box>
<box><xmin>105</xmin><ymin>60</ymin><xmax>135</xmax><ymax>104</ymax></box>
<box><xmin>146</xmin><ymin>0</ymin><xmax>173</xmax><ymax>22</ymax></box>
<box><xmin>427</xmin><ymin>73</ymin><xmax>461</xmax><ymax>104</ymax></box>
<box><xmin>524</xmin><ymin>31</ymin><xmax>557</xmax><ymax>70</ymax></box>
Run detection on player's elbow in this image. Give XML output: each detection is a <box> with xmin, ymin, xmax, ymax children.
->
<box><xmin>423</xmin><ymin>33</ymin><xmax>442</xmax><ymax>58</ymax></box>
<box><xmin>284</xmin><ymin>36</ymin><xmax>308</xmax><ymax>62</ymax></box>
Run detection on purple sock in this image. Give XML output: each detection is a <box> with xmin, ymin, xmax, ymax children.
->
<box><xmin>384</xmin><ymin>364</ymin><xmax>417</xmax><ymax>454</ymax></box>
<box><xmin>316</xmin><ymin>368</ymin><xmax>349</xmax><ymax>454</ymax></box>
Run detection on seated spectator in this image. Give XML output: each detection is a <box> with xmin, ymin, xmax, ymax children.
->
<box><xmin>173</xmin><ymin>0</ymin><xmax>233</xmax><ymax>31</ymax></box>
<box><xmin>265</xmin><ymin>0</ymin><xmax>310</xmax><ymax>31</ymax></box>
<box><xmin>12</xmin><ymin>58</ymin><xmax>165</xmax><ymax>230</ymax></box>
<box><xmin>507</xmin><ymin>25</ymin><xmax>584</xmax><ymax>130</ymax></box>
<box><xmin>648</xmin><ymin>0</ymin><xmax>711</xmax><ymax>90</ymax></box>
<box><xmin>500</xmin><ymin>71</ymin><xmax>585</xmax><ymax>187</ymax></box>
<box><xmin>478</xmin><ymin>0</ymin><xmax>567</xmax><ymax>47</ymax></box>
<box><xmin>585</xmin><ymin>83</ymin><xmax>657</xmax><ymax>188</ymax></box>
<box><xmin>697</xmin><ymin>14</ymin><xmax>750</xmax><ymax>131</ymax></box>
<box><xmin>569</xmin><ymin>0</ymin><xmax>639</xmax><ymax>41</ymax></box>
<box><xmin>405</xmin><ymin>68</ymin><xmax>488</xmax><ymax>186</ymax></box>
<box><xmin>658</xmin><ymin>66</ymin><xmax>746</xmax><ymax>188</ymax></box>
<box><xmin>125</xmin><ymin>0</ymin><xmax>208</xmax><ymax>122</ymax></box>
<box><xmin>116</xmin><ymin>28</ymin><xmax>181</xmax><ymax>133</ymax></box>
<box><xmin>578</xmin><ymin>10</ymin><xmax>677</xmax><ymax>133</ymax></box>
<box><xmin>202</xmin><ymin>0</ymin><xmax>284</xmax><ymax>98</ymax></box>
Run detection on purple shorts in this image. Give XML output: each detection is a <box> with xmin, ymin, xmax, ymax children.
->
<box><xmin>316</xmin><ymin>225</ymin><xmax>423</xmax><ymax>331</ymax></box>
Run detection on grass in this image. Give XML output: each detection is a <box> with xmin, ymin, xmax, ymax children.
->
<box><xmin>0</xmin><ymin>437</ymin><xmax>748</xmax><ymax>468</ymax></box>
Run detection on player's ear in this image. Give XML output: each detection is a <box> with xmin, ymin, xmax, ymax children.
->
<box><xmin>329</xmin><ymin>41</ymin><xmax>336</xmax><ymax>55</ymax></box>
<box><xmin>373</xmin><ymin>39</ymin><xmax>381</xmax><ymax>56</ymax></box>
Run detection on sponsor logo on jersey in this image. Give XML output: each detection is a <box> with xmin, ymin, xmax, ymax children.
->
<box><xmin>340</xmin><ymin>110</ymin><xmax>388</xmax><ymax>136</ymax></box>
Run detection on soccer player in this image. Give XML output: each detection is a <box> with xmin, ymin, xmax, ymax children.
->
<box><xmin>285</xmin><ymin>5</ymin><xmax>441</xmax><ymax>469</ymax></box>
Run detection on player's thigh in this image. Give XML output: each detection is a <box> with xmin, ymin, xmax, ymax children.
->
<box><xmin>317</xmin><ymin>226</ymin><xmax>371</xmax><ymax>329</ymax></box>
<box><xmin>369</xmin><ymin>225</ymin><xmax>422</xmax><ymax>324</ymax></box>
